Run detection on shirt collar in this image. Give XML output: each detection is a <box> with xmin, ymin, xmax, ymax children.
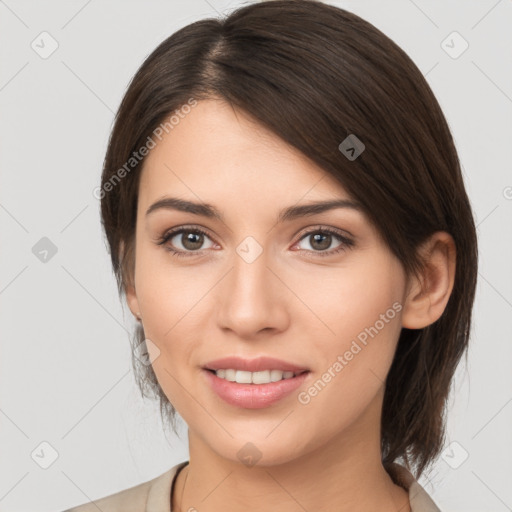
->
<box><xmin>152</xmin><ymin>460</ymin><xmax>441</xmax><ymax>512</ymax></box>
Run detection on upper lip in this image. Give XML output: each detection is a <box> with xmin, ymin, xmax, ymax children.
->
<box><xmin>203</xmin><ymin>356</ymin><xmax>310</xmax><ymax>373</ymax></box>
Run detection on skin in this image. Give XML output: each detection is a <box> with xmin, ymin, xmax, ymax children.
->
<box><xmin>125</xmin><ymin>98</ymin><xmax>456</xmax><ymax>512</ymax></box>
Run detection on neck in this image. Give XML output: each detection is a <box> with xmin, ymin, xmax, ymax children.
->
<box><xmin>172</xmin><ymin>390</ymin><xmax>410</xmax><ymax>512</ymax></box>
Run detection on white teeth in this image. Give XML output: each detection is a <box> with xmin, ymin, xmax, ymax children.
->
<box><xmin>213</xmin><ymin>369</ymin><xmax>299</xmax><ymax>384</ymax></box>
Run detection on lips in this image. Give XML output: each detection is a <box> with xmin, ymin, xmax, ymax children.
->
<box><xmin>203</xmin><ymin>355</ymin><xmax>310</xmax><ymax>373</ymax></box>
<box><xmin>203</xmin><ymin>368</ymin><xmax>310</xmax><ymax>409</ymax></box>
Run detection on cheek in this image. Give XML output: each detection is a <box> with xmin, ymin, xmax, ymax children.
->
<box><xmin>331</xmin><ymin>261</ymin><xmax>405</xmax><ymax>378</ymax></box>
<box><xmin>285</xmin><ymin>252</ymin><xmax>405</xmax><ymax>348</ymax></box>
<box><xmin>134</xmin><ymin>243</ymin><xmax>209</xmax><ymax>335</ymax></box>
<box><xmin>292</xmin><ymin>258</ymin><xmax>405</xmax><ymax>415</ymax></box>
<box><xmin>132</xmin><ymin>248</ymin><xmax>226</xmax><ymax>401</ymax></box>
<box><xmin>132</xmin><ymin>249</ymin><xmax>202</xmax><ymax>390</ymax></box>
<box><xmin>296</xmin><ymin>308</ymin><xmax>403</xmax><ymax>441</ymax></box>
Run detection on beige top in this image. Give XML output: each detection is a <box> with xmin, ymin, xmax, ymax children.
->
<box><xmin>63</xmin><ymin>460</ymin><xmax>441</xmax><ymax>512</ymax></box>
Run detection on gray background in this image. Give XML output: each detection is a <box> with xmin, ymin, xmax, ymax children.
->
<box><xmin>1</xmin><ymin>1</ymin><xmax>511</xmax><ymax>511</ymax></box>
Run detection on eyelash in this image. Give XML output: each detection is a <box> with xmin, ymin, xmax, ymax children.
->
<box><xmin>156</xmin><ymin>225</ymin><xmax>354</xmax><ymax>259</ymax></box>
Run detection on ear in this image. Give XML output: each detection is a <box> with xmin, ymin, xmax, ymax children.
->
<box><xmin>401</xmin><ymin>231</ymin><xmax>456</xmax><ymax>329</ymax></box>
<box><xmin>120</xmin><ymin>240</ymin><xmax>142</xmax><ymax>322</ymax></box>
<box><xmin>126</xmin><ymin>283</ymin><xmax>141</xmax><ymax>322</ymax></box>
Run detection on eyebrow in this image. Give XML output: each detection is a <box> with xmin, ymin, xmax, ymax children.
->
<box><xmin>145</xmin><ymin>196</ymin><xmax>362</xmax><ymax>223</ymax></box>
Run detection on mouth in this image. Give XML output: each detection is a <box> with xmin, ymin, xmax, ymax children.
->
<box><xmin>202</xmin><ymin>368</ymin><xmax>311</xmax><ymax>409</ymax></box>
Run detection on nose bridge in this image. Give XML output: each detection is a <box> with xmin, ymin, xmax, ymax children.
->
<box><xmin>216</xmin><ymin>236</ymin><xmax>287</xmax><ymax>335</ymax></box>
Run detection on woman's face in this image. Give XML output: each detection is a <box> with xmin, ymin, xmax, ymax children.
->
<box><xmin>127</xmin><ymin>98</ymin><xmax>409</xmax><ymax>465</ymax></box>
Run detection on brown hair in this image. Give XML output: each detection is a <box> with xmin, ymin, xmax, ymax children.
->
<box><xmin>99</xmin><ymin>0</ymin><xmax>477</xmax><ymax>478</ymax></box>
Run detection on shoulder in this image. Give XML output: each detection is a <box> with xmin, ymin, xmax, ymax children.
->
<box><xmin>62</xmin><ymin>478</ymin><xmax>153</xmax><ymax>512</ymax></box>
<box><xmin>61</xmin><ymin>461</ymin><xmax>189</xmax><ymax>512</ymax></box>
<box><xmin>387</xmin><ymin>463</ymin><xmax>442</xmax><ymax>512</ymax></box>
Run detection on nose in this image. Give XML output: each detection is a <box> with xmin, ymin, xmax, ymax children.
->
<box><xmin>215</xmin><ymin>244</ymin><xmax>289</xmax><ymax>339</ymax></box>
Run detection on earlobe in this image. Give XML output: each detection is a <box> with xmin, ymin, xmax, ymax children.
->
<box><xmin>401</xmin><ymin>231</ymin><xmax>456</xmax><ymax>329</ymax></box>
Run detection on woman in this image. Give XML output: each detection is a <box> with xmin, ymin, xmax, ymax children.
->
<box><xmin>65</xmin><ymin>0</ymin><xmax>477</xmax><ymax>510</ymax></box>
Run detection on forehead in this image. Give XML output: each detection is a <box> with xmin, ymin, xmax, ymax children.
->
<box><xmin>138</xmin><ymin>99</ymin><xmax>351</xmax><ymax>209</ymax></box>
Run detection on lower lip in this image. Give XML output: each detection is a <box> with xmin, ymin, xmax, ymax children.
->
<box><xmin>203</xmin><ymin>369</ymin><xmax>310</xmax><ymax>409</ymax></box>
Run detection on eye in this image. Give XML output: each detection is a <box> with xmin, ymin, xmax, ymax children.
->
<box><xmin>156</xmin><ymin>224</ymin><xmax>354</xmax><ymax>259</ymax></box>
<box><xmin>156</xmin><ymin>226</ymin><xmax>217</xmax><ymax>257</ymax></box>
<box><xmin>292</xmin><ymin>227</ymin><xmax>354</xmax><ymax>257</ymax></box>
